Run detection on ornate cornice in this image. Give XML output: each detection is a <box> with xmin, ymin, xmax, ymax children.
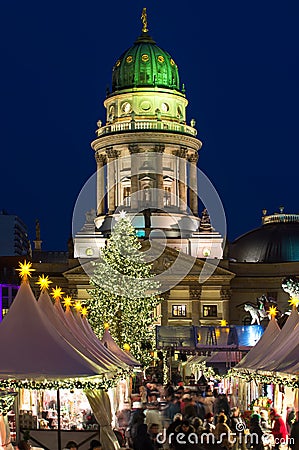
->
<box><xmin>92</xmin><ymin>131</ymin><xmax>202</xmax><ymax>153</ymax></box>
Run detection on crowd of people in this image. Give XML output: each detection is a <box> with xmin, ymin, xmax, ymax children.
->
<box><xmin>114</xmin><ymin>380</ymin><xmax>299</xmax><ymax>450</ymax></box>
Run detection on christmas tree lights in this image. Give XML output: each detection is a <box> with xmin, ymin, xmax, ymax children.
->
<box><xmin>85</xmin><ymin>215</ymin><xmax>161</xmax><ymax>367</ymax></box>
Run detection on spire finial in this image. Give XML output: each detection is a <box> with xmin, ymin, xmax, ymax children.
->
<box><xmin>141</xmin><ymin>7</ymin><xmax>148</xmax><ymax>33</ymax></box>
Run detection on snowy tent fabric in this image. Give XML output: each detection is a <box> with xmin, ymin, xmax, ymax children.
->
<box><xmin>0</xmin><ymin>281</ymin><xmax>107</xmax><ymax>379</ymax></box>
<box><xmin>234</xmin><ymin>317</ymin><xmax>280</xmax><ymax>371</ymax></box>
<box><xmin>37</xmin><ymin>290</ymin><xmax>128</xmax><ymax>374</ymax></box>
<box><xmin>101</xmin><ymin>328</ymin><xmax>140</xmax><ymax>367</ymax></box>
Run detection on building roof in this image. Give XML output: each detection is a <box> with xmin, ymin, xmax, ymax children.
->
<box><xmin>230</xmin><ymin>213</ymin><xmax>299</xmax><ymax>263</ymax></box>
<box><xmin>111</xmin><ymin>31</ymin><xmax>181</xmax><ymax>93</ymax></box>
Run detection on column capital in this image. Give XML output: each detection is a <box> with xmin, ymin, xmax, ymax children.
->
<box><xmin>172</xmin><ymin>147</ymin><xmax>187</xmax><ymax>158</ymax></box>
<box><xmin>95</xmin><ymin>152</ymin><xmax>106</xmax><ymax>164</ymax></box>
<box><xmin>189</xmin><ymin>153</ymin><xmax>199</xmax><ymax>164</ymax></box>
<box><xmin>128</xmin><ymin>144</ymin><xmax>139</xmax><ymax>154</ymax></box>
<box><xmin>106</xmin><ymin>147</ymin><xmax>119</xmax><ymax>159</ymax></box>
<box><xmin>154</xmin><ymin>144</ymin><xmax>165</xmax><ymax>153</ymax></box>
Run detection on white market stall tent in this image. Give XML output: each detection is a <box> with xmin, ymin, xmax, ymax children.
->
<box><xmin>232</xmin><ymin>309</ymin><xmax>299</xmax><ymax>414</ymax></box>
<box><xmin>0</xmin><ymin>279</ymin><xmax>132</xmax><ymax>450</ymax></box>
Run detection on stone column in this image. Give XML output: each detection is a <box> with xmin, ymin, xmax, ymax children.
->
<box><xmin>155</xmin><ymin>144</ymin><xmax>165</xmax><ymax>209</ymax></box>
<box><xmin>173</xmin><ymin>147</ymin><xmax>187</xmax><ymax>211</ymax></box>
<box><xmin>106</xmin><ymin>147</ymin><xmax>119</xmax><ymax>214</ymax></box>
<box><xmin>188</xmin><ymin>153</ymin><xmax>199</xmax><ymax>216</ymax></box>
<box><xmin>129</xmin><ymin>144</ymin><xmax>139</xmax><ymax>210</ymax></box>
<box><xmin>95</xmin><ymin>153</ymin><xmax>106</xmax><ymax>215</ymax></box>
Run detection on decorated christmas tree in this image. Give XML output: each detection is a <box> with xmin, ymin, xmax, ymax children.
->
<box><xmin>85</xmin><ymin>212</ymin><xmax>161</xmax><ymax>367</ymax></box>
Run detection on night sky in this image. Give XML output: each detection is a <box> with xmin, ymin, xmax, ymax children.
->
<box><xmin>1</xmin><ymin>1</ymin><xmax>298</xmax><ymax>250</ymax></box>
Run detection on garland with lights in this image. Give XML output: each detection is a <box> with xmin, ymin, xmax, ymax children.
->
<box><xmin>228</xmin><ymin>368</ymin><xmax>299</xmax><ymax>388</ymax></box>
<box><xmin>0</xmin><ymin>369</ymin><xmax>131</xmax><ymax>392</ymax></box>
<box><xmin>85</xmin><ymin>214</ymin><xmax>162</xmax><ymax>367</ymax></box>
<box><xmin>0</xmin><ymin>392</ymin><xmax>17</xmax><ymax>415</ymax></box>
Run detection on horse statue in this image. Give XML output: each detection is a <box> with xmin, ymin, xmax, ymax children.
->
<box><xmin>243</xmin><ymin>295</ymin><xmax>278</xmax><ymax>325</ymax></box>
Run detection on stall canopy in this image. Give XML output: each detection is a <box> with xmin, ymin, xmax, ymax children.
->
<box><xmin>37</xmin><ymin>289</ymin><xmax>129</xmax><ymax>374</ymax></box>
<box><xmin>0</xmin><ymin>280</ymin><xmax>125</xmax><ymax>380</ymax></box>
<box><xmin>234</xmin><ymin>317</ymin><xmax>281</xmax><ymax>371</ymax></box>
<box><xmin>256</xmin><ymin>308</ymin><xmax>299</xmax><ymax>372</ymax></box>
<box><xmin>101</xmin><ymin>328</ymin><xmax>140</xmax><ymax>367</ymax></box>
<box><xmin>254</xmin><ymin>308</ymin><xmax>299</xmax><ymax>375</ymax></box>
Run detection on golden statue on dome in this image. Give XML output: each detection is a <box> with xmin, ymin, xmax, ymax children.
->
<box><xmin>141</xmin><ymin>7</ymin><xmax>148</xmax><ymax>32</ymax></box>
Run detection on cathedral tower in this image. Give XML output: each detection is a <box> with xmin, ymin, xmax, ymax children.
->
<box><xmin>74</xmin><ymin>10</ymin><xmax>223</xmax><ymax>260</ymax></box>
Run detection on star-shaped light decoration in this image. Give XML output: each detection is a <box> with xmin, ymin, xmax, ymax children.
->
<box><xmin>220</xmin><ymin>319</ymin><xmax>227</xmax><ymax>327</ymax></box>
<box><xmin>116</xmin><ymin>210</ymin><xmax>127</xmax><ymax>221</ymax></box>
<box><xmin>268</xmin><ymin>306</ymin><xmax>278</xmax><ymax>318</ymax></box>
<box><xmin>16</xmin><ymin>261</ymin><xmax>35</xmax><ymax>281</ymax></box>
<box><xmin>36</xmin><ymin>275</ymin><xmax>52</xmax><ymax>291</ymax></box>
<box><xmin>123</xmin><ymin>343</ymin><xmax>130</xmax><ymax>352</ymax></box>
<box><xmin>63</xmin><ymin>296</ymin><xmax>72</xmax><ymax>309</ymax></box>
<box><xmin>81</xmin><ymin>307</ymin><xmax>88</xmax><ymax>317</ymax></box>
<box><xmin>289</xmin><ymin>297</ymin><xmax>299</xmax><ymax>308</ymax></box>
<box><xmin>51</xmin><ymin>286</ymin><xmax>65</xmax><ymax>301</ymax></box>
<box><xmin>104</xmin><ymin>322</ymin><xmax>110</xmax><ymax>329</ymax></box>
<box><xmin>74</xmin><ymin>301</ymin><xmax>82</xmax><ymax>312</ymax></box>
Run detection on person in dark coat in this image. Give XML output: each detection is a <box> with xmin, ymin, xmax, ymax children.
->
<box><xmin>174</xmin><ymin>420</ymin><xmax>198</xmax><ymax>450</ymax></box>
<box><xmin>249</xmin><ymin>414</ymin><xmax>264</xmax><ymax>450</ymax></box>
<box><xmin>133</xmin><ymin>423</ymin><xmax>154</xmax><ymax>450</ymax></box>
<box><xmin>290</xmin><ymin>412</ymin><xmax>299</xmax><ymax>450</ymax></box>
<box><xmin>166</xmin><ymin>413</ymin><xmax>183</xmax><ymax>448</ymax></box>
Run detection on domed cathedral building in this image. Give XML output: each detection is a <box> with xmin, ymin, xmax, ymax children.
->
<box><xmin>71</xmin><ymin>9</ymin><xmax>233</xmax><ymax>327</ymax></box>
<box><xmin>29</xmin><ymin>11</ymin><xmax>299</xmax><ymax>330</ymax></box>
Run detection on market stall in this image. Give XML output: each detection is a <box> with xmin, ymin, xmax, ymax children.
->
<box><xmin>0</xmin><ymin>266</ymin><xmax>131</xmax><ymax>450</ymax></box>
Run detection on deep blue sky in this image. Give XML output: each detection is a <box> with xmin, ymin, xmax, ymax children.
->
<box><xmin>1</xmin><ymin>1</ymin><xmax>299</xmax><ymax>250</ymax></box>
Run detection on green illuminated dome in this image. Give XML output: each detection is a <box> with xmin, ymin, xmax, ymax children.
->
<box><xmin>112</xmin><ymin>32</ymin><xmax>181</xmax><ymax>93</ymax></box>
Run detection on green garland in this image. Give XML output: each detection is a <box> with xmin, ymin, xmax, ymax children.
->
<box><xmin>0</xmin><ymin>392</ymin><xmax>17</xmax><ymax>415</ymax></box>
<box><xmin>0</xmin><ymin>369</ymin><xmax>131</xmax><ymax>391</ymax></box>
<box><xmin>228</xmin><ymin>368</ymin><xmax>299</xmax><ymax>388</ymax></box>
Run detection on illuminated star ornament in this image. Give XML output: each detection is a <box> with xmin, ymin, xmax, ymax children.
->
<box><xmin>51</xmin><ymin>286</ymin><xmax>65</xmax><ymax>301</ymax></box>
<box><xmin>81</xmin><ymin>307</ymin><xmax>88</xmax><ymax>317</ymax></box>
<box><xmin>16</xmin><ymin>261</ymin><xmax>35</xmax><ymax>281</ymax></box>
<box><xmin>117</xmin><ymin>210</ymin><xmax>127</xmax><ymax>221</ymax></box>
<box><xmin>268</xmin><ymin>306</ymin><xmax>278</xmax><ymax>318</ymax></box>
<box><xmin>63</xmin><ymin>296</ymin><xmax>72</xmax><ymax>309</ymax></box>
<box><xmin>220</xmin><ymin>320</ymin><xmax>227</xmax><ymax>327</ymax></box>
<box><xmin>36</xmin><ymin>275</ymin><xmax>52</xmax><ymax>291</ymax></box>
<box><xmin>104</xmin><ymin>322</ymin><xmax>110</xmax><ymax>329</ymax></box>
<box><xmin>289</xmin><ymin>297</ymin><xmax>299</xmax><ymax>308</ymax></box>
<box><xmin>123</xmin><ymin>343</ymin><xmax>130</xmax><ymax>352</ymax></box>
<box><xmin>74</xmin><ymin>301</ymin><xmax>82</xmax><ymax>312</ymax></box>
